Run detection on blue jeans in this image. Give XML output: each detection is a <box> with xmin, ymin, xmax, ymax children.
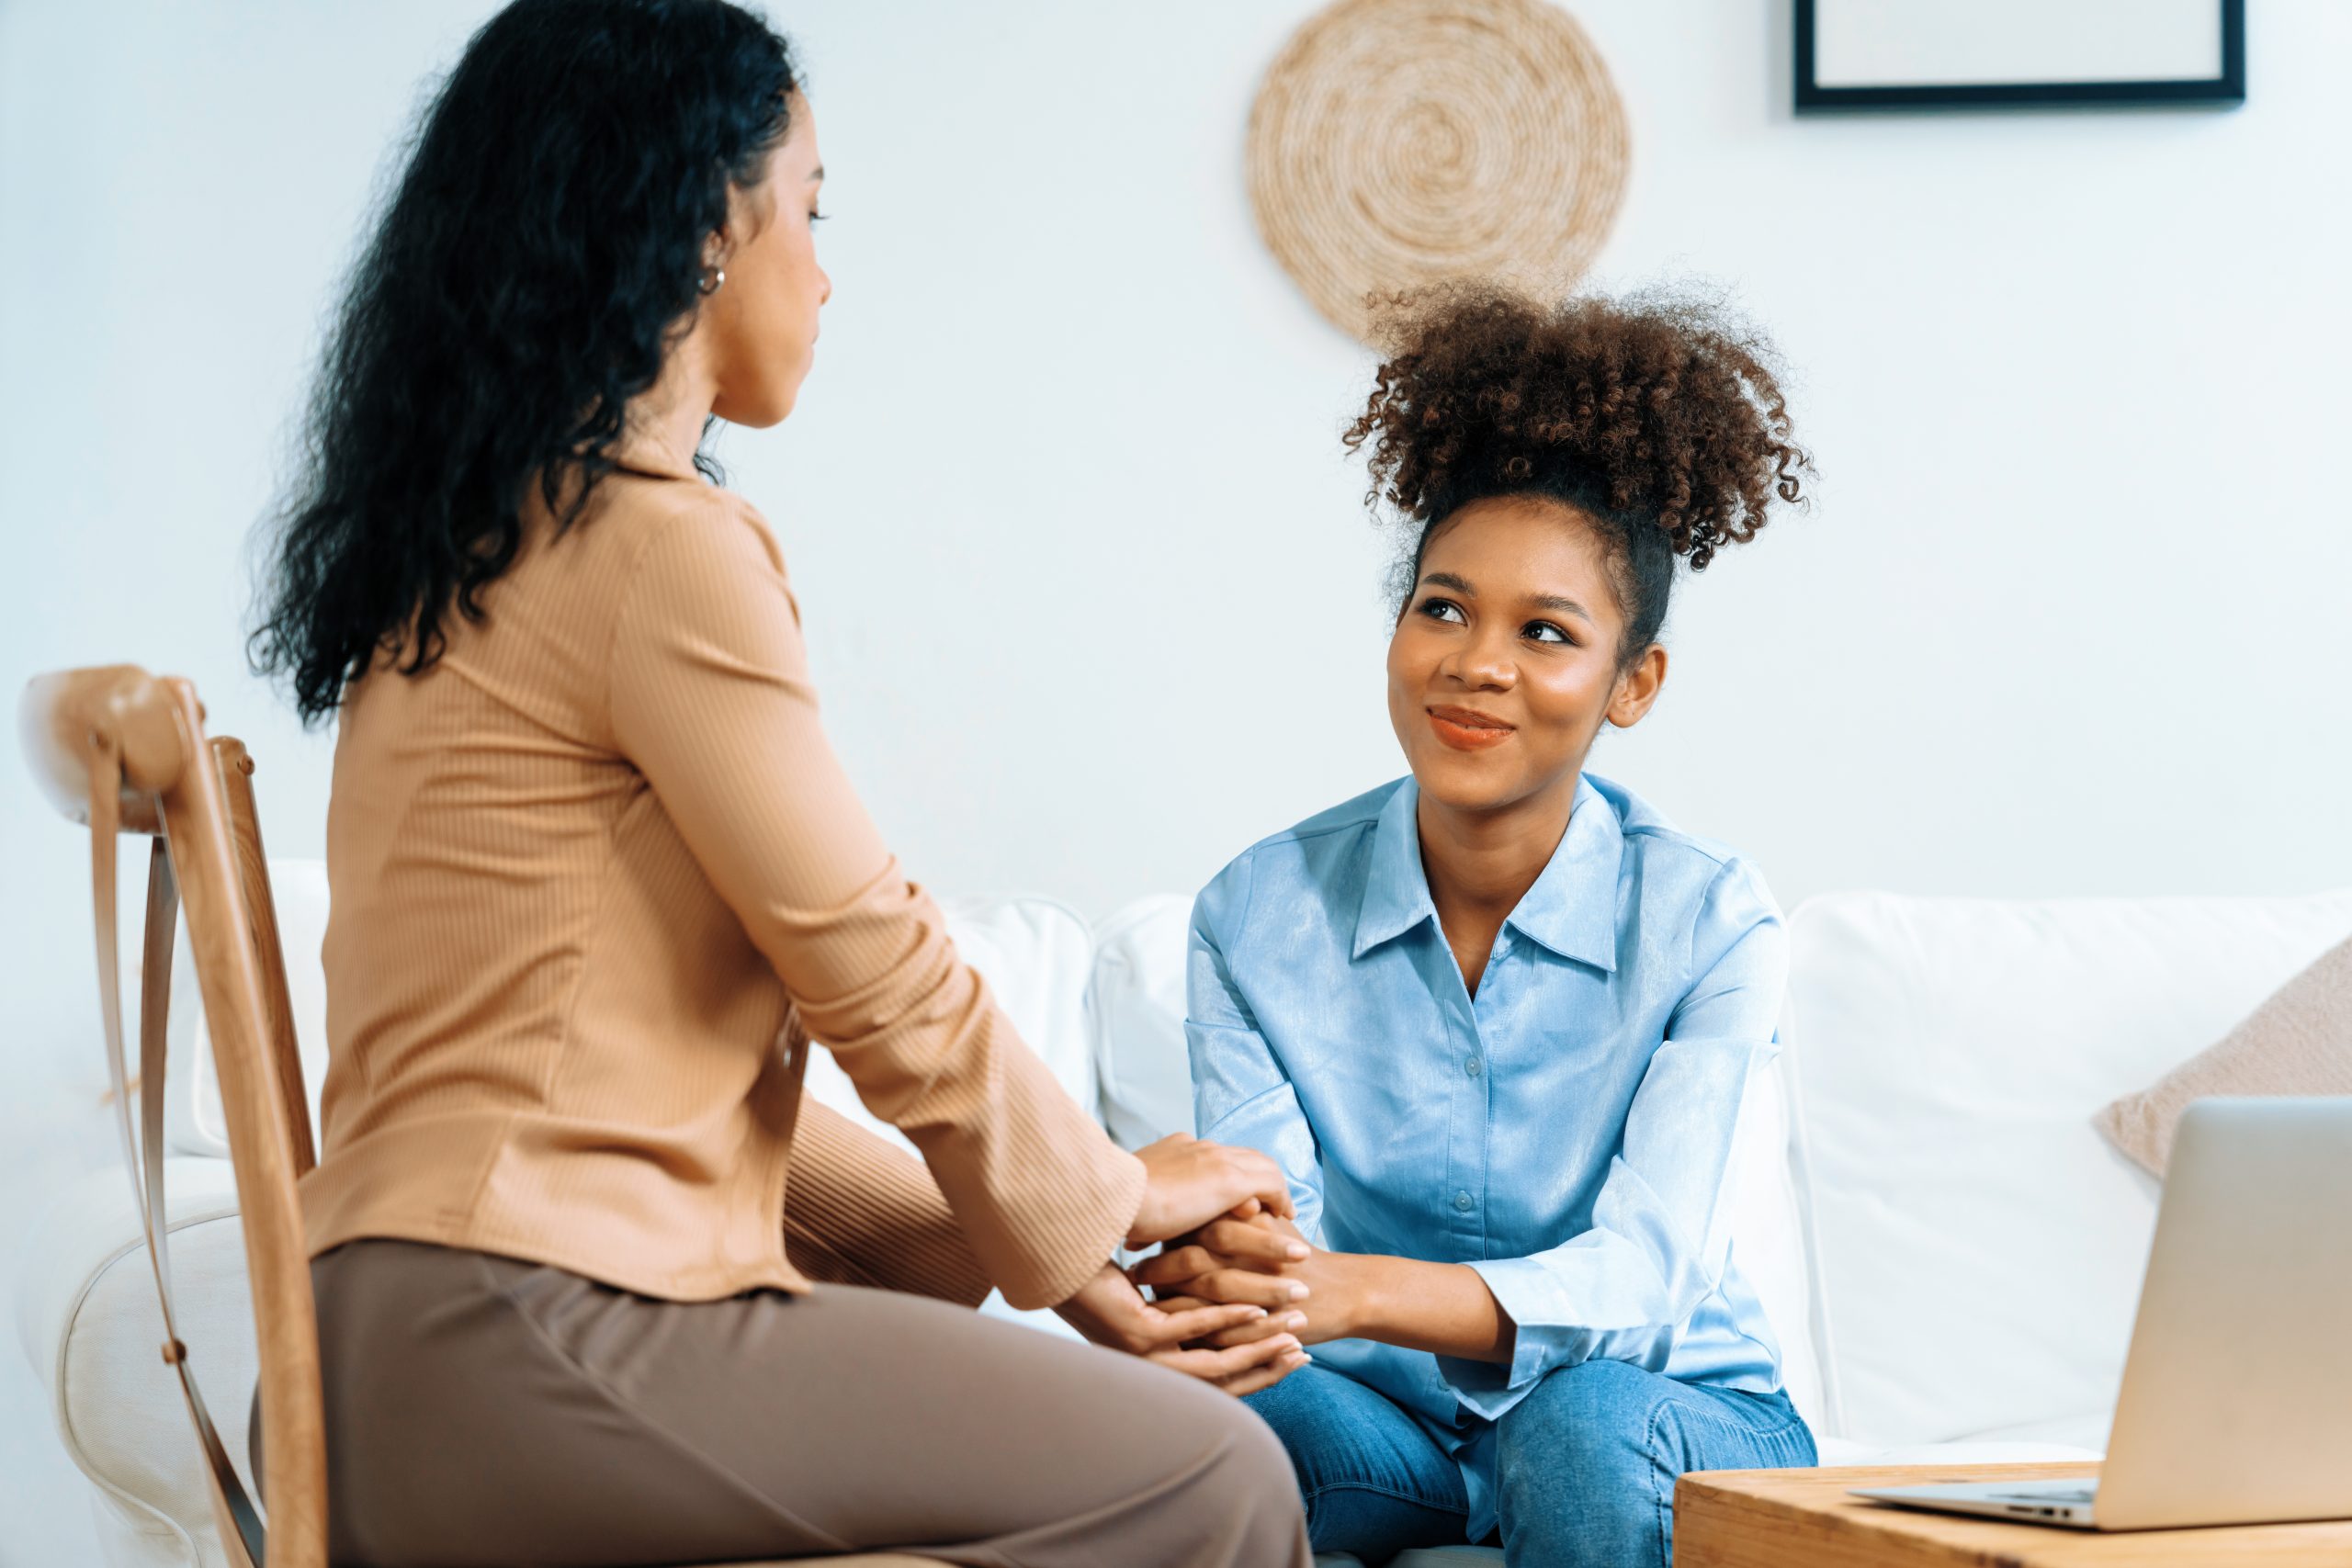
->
<box><xmin>1245</xmin><ymin>1359</ymin><xmax>1816</xmax><ymax>1568</ymax></box>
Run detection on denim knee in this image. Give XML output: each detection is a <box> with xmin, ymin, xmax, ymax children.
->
<box><xmin>1493</xmin><ymin>1360</ymin><xmax>1675</xmax><ymax>1568</ymax></box>
<box><xmin>1494</xmin><ymin>1360</ymin><xmax>1813</xmax><ymax>1568</ymax></box>
<box><xmin>1244</xmin><ymin>1365</ymin><xmax>1468</xmax><ymax>1556</ymax></box>
<box><xmin>1497</xmin><ymin>1359</ymin><xmax>1665</xmax><ymax>1485</ymax></box>
<box><xmin>1250</xmin><ymin>1372</ymin><xmax>1448</xmax><ymax>1504</ymax></box>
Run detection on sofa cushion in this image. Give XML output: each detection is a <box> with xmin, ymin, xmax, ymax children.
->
<box><xmin>1788</xmin><ymin>889</ymin><xmax>2352</xmax><ymax>1450</ymax></box>
<box><xmin>1089</xmin><ymin>895</ymin><xmax>1198</xmax><ymax>1153</ymax></box>
<box><xmin>1088</xmin><ymin>895</ymin><xmax>1827</xmax><ymax>1433</ymax></box>
<box><xmin>2095</xmin><ymin>933</ymin><xmax>2352</xmax><ymax>1177</ymax></box>
<box><xmin>13</xmin><ymin>1158</ymin><xmax>252</xmax><ymax>1568</ymax></box>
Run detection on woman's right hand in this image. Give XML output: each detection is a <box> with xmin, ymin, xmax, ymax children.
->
<box><xmin>1125</xmin><ymin>1134</ymin><xmax>1296</xmax><ymax>1249</ymax></box>
<box><xmin>1130</xmin><ymin>1213</ymin><xmax>1313</xmax><ymax>1312</ymax></box>
<box><xmin>1055</xmin><ymin>1265</ymin><xmax>1308</xmax><ymax>1396</ymax></box>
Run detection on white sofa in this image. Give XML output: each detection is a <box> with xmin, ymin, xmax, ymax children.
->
<box><xmin>17</xmin><ymin>862</ymin><xmax>2351</xmax><ymax>1567</ymax></box>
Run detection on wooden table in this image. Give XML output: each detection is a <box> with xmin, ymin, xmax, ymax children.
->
<box><xmin>1675</xmin><ymin>1463</ymin><xmax>2352</xmax><ymax>1566</ymax></box>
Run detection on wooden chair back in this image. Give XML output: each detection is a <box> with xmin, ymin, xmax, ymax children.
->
<box><xmin>19</xmin><ymin>665</ymin><xmax>324</xmax><ymax>1568</ymax></box>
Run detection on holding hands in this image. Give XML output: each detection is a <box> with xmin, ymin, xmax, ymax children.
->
<box><xmin>1129</xmin><ymin>1204</ymin><xmax>1363</xmax><ymax>1351</ymax></box>
<box><xmin>1083</xmin><ymin>1134</ymin><xmax>1497</xmax><ymax>1394</ymax></box>
<box><xmin>1136</xmin><ymin>1200</ymin><xmax>1519</xmax><ymax>1371</ymax></box>
<box><xmin>1125</xmin><ymin>1131</ymin><xmax>1295</xmax><ymax>1248</ymax></box>
<box><xmin>1051</xmin><ymin>1261</ymin><xmax>1307</xmax><ymax>1394</ymax></box>
<box><xmin>1053</xmin><ymin>1134</ymin><xmax>1310</xmax><ymax>1395</ymax></box>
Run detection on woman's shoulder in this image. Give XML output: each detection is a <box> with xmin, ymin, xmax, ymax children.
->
<box><xmin>556</xmin><ymin>476</ymin><xmax>807</xmax><ymax>681</ymax></box>
<box><xmin>1588</xmin><ymin>773</ymin><xmax>1782</xmax><ymax>944</ymax></box>
<box><xmin>580</xmin><ymin>470</ymin><xmax>783</xmax><ymax>575</ymax></box>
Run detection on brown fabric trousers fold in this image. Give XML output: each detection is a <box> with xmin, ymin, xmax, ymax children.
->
<box><xmin>258</xmin><ymin>1240</ymin><xmax>1311</xmax><ymax>1568</ymax></box>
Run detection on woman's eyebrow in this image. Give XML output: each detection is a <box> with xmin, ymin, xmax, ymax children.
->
<box><xmin>1419</xmin><ymin>571</ymin><xmax>1476</xmax><ymax>596</ymax></box>
<box><xmin>1529</xmin><ymin>592</ymin><xmax>1595</xmax><ymax>624</ymax></box>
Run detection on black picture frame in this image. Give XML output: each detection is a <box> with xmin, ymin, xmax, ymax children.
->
<box><xmin>1793</xmin><ymin>0</ymin><xmax>2245</xmax><ymax>112</ymax></box>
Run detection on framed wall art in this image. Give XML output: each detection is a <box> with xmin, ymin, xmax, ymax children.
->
<box><xmin>1794</xmin><ymin>0</ymin><xmax>2245</xmax><ymax>112</ymax></box>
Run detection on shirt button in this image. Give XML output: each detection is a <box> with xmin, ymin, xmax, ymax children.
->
<box><xmin>1464</xmin><ymin>1055</ymin><xmax>1483</xmax><ymax>1078</ymax></box>
<box><xmin>1453</xmin><ymin>1190</ymin><xmax>1476</xmax><ymax>1213</ymax></box>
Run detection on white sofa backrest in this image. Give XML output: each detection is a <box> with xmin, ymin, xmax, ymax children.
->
<box><xmin>1787</xmin><ymin>888</ymin><xmax>2352</xmax><ymax>1450</ymax></box>
<box><xmin>170</xmin><ymin>862</ymin><xmax>1101</xmax><ymax>1168</ymax></box>
<box><xmin>1089</xmin><ymin>895</ymin><xmax>1197</xmax><ymax>1152</ymax></box>
<box><xmin>1086</xmin><ymin>894</ymin><xmax>1829</xmax><ymax>1432</ymax></box>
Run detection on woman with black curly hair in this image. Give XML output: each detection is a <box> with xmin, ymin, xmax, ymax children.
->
<box><xmin>246</xmin><ymin>2</ymin><xmax>1312</xmax><ymax>1562</ymax></box>
<box><xmin>1135</xmin><ymin>286</ymin><xmax>1818</xmax><ymax>1568</ymax></box>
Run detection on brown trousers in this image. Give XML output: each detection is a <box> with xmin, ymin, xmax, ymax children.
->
<box><xmin>259</xmin><ymin>1240</ymin><xmax>1310</xmax><ymax>1568</ymax></box>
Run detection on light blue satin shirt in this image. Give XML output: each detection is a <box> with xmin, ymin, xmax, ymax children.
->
<box><xmin>1187</xmin><ymin>773</ymin><xmax>1788</xmax><ymax>1539</ymax></box>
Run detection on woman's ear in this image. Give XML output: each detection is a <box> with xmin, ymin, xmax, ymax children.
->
<box><xmin>703</xmin><ymin>228</ymin><xmax>731</xmax><ymax>273</ymax></box>
<box><xmin>1604</xmin><ymin>644</ymin><xmax>1668</xmax><ymax>730</ymax></box>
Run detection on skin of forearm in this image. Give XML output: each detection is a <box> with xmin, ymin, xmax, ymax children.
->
<box><xmin>1247</xmin><ymin>1216</ymin><xmax>1514</xmax><ymax>1363</ymax></box>
<box><xmin>1323</xmin><ymin>1251</ymin><xmax>1515</xmax><ymax>1365</ymax></box>
<box><xmin>1173</xmin><ymin>1210</ymin><xmax>1517</xmax><ymax>1363</ymax></box>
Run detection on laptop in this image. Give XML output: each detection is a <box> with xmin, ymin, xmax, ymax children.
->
<box><xmin>1850</xmin><ymin>1096</ymin><xmax>2352</xmax><ymax>1531</ymax></box>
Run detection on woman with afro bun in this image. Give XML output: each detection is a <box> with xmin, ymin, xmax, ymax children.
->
<box><xmin>1135</xmin><ymin>285</ymin><xmax>1818</xmax><ymax>1568</ymax></box>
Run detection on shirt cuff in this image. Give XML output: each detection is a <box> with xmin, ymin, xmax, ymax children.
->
<box><xmin>993</xmin><ymin>1145</ymin><xmax>1148</xmax><ymax>1311</ymax></box>
<box><xmin>1440</xmin><ymin>1255</ymin><xmax>1580</xmax><ymax>1420</ymax></box>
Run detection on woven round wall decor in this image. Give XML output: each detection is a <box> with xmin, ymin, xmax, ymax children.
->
<box><xmin>1247</xmin><ymin>0</ymin><xmax>1628</xmax><ymax>342</ymax></box>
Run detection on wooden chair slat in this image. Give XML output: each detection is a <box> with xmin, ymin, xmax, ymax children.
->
<box><xmin>213</xmin><ymin>737</ymin><xmax>317</xmax><ymax>1179</ymax></box>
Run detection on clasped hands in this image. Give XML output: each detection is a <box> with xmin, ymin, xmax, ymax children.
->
<box><xmin>1053</xmin><ymin>1132</ymin><xmax>1326</xmax><ymax>1397</ymax></box>
<box><xmin>1068</xmin><ymin>1141</ymin><xmax>1512</xmax><ymax>1383</ymax></box>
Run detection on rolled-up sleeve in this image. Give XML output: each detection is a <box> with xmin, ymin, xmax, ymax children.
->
<box><xmin>607</xmin><ymin>499</ymin><xmax>1144</xmax><ymax>1310</ymax></box>
<box><xmin>1184</xmin><ymin>855</ymin><xmax>1328</xmax><ymax>1245</ymax></box>
<box><xmin>1442</xmin><ymin>859</ymin><xmax>1786</xmax><ymax>1417</ymax></box>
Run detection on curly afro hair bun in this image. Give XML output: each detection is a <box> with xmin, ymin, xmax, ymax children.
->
<box><xmin>1346</xmin><ymin>282</ymin><xmax>1812</xmax><ymax>664</ymax></box>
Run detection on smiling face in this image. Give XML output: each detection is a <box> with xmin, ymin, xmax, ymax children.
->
<box><xmin>1385</xmin><ymin>495</ymin><xmax>1668</xmax><ymax>820</ymax></box>
<box><xmin>702</xmin><ymin>91</ymin><xmax>831</xmax><ymax>427</ymax></box>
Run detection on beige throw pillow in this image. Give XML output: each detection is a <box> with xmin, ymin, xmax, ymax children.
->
<box><xmin>2097</xmin><ymin>932</ymin><xmax>2352</xmax><ymax>1176</ymax></box>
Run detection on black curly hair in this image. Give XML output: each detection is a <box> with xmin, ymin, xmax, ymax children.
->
<box><xmin>250</xmin><ymin>0</ymin><xmax>797</xmax><ymax>725</ymax></box>
<box><xmin>1346</xmin><ymin>283</ymin><xmax>1813</xmax><ymax>669</ymax></box>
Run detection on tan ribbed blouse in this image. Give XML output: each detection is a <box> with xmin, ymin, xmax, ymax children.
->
<box><xmin>300</xmin><ymin>434</ymin><xmax>1145</xmax><ymax>1310</ymax></box>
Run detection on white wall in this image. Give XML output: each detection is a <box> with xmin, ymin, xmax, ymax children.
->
<box><xmin>4</xmin><ymin>2</ymin><xmax>2348</xmax><ymax>1559</ymax></box>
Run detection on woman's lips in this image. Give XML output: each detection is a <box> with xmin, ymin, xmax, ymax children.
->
<box><xmin>1427</xmin><ymin>705</ymin><xmax>1515</xmax><ymax>751</ymax></box>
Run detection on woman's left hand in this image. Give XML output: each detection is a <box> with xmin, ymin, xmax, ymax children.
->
<box><xmin>1131</xmin><ymin>1225</ymin><xmax>1364</xmax><ymax>1347</ymax></box>
<box><xmin>1054</xmin><ymin>1263</ymin><xmax>1309</xmax><ymax>1394</ymax></box>
<box><xmin>1128</xmin><ymin>1218</ymin><xmax>1316</xmax><ymax>1312</ymax></box>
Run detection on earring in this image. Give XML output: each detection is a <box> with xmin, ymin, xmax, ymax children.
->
<box><xmin>698</xmin><ymin>266</ymin><xmax>726</xmax><ymax>296</ymax></box>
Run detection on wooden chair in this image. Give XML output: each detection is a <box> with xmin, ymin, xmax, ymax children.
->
<box><xmin>21</xmin><ymin>665</ymin><xmax>925</xmax><ymax>1568</ymax></box>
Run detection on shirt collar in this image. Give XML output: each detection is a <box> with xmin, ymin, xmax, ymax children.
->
<box><xmin>1351</xmin><ymin>774</ymin><xmax>1623</xmax><ymax>974</ymax></box>
<box><xmin>1503</xmin><ymin>774</ymin><xmax>1623</xmax><ymax>973</ymax></box>
<box><xmin>1352</xmin><ymin>780</ymin><xmax>1439</xmax><ymax>959</ymax></box>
